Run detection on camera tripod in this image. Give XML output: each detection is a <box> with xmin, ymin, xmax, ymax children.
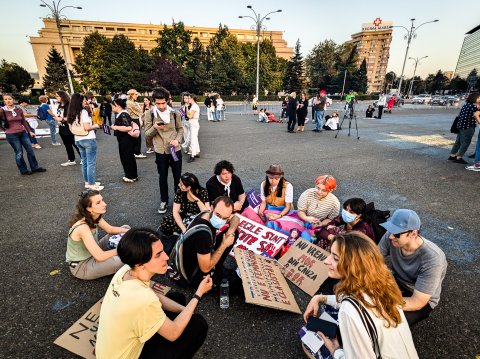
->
<box><xmin>335</xmin><ymin>102</ymin><xmax>359</xmax><ymax>139</ymax></box>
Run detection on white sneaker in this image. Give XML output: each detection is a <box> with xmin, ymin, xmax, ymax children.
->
<box><xmin>465</xmin><ymin>165</ymin><xmax>480</xmax><ymax>171</ymax></box>
<box><xmin>135</xmin><ymin>154</ymin><xmax>147</xmax><ymax>158</ymax></box>
<box><xmin>157</xmin><ymin>202</ymin><xmax>168</xmax><ymax>214</ymax></box>
<box><xmin>52</xmin><ymin>142</ymin><xmax>62</xmax><ymax>146</ymax></box>
<box><xmin>32</xmin><ymin>144</ymin><xmax>42</xmax><ymax>149</ymax></box>
<box><xmin>85</xmin><ymin>181</ymin><xmax>101</xmax><ymax>188</ymax></box>
<box><xmin>146</xmin><ymin>148</ymin><xmax>154</xmax><ymax>154</ymax></box>
<box><xmin>80</xmin><ymin>160</ymin><xmax>83</xmax><ymax>165</ymax></box>
<box><xmin>61</xmin><ymin>160</ymin><xmax>76</xmax><ymax>167</ymax></box>
<box><xmin>85</xmin><ymin>184</ymin><xmax>104</xmax><ymax>191</ymax></box>
<box><xmin>122</xmin><ymin>177</ymin><xmax>136</xmax><ymax>183</ymax></box>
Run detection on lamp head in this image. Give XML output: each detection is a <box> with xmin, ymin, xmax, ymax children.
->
<box><xmin>247</xmin><ymin>5</ymin><xmax>252</xmax><ymax>9</ymax></box>
<box><xmin>76</xmin><ymin>6</ymin><xmax>82</xmax><ymax>9</ymax></box>
<box><xmin>40</xmin><ymin>4</ymin><xmax>46</xmax><ymax>6</ymax></box>
<box><xmin>238</xmin><ymin>16</ymin><xmax>243</xmax><ymax>18</ymax></box>
<box><xmin>277</xmin><ymin>9</ymin><xmax>282</xmax><ymax>12</ymax></box>
<box><xmin>433</xmin><ymin>19</ymin><xmax>439</xmax><ymax>22</ymax></box>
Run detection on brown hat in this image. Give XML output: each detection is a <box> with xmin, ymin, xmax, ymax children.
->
<box><xmin>266</xmin><ymin>164</ymin><xmax>284</xmax><ymax>176</ymax></box>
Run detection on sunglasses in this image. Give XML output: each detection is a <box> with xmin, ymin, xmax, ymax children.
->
<box><xmin>392</xmin><ymin>231</ymin><xmax>411</xmax><ymax>239</ymax></box>
<box><xmin>80</xmin><ymin>189</ymin><xmax>98</xmax><ymax>198</ymax></box>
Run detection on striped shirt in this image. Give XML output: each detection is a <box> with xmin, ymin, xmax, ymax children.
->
<box><xmin>297</xmin><ymin>189</ymin><xmax>340</xmax><ymax>221</ymax></box>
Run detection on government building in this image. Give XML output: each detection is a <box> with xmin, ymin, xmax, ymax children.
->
<box><xmin>455</xmin><ymin>24</ymin><xmax>480</xmax><ymax>80</ymax></box>
<box><xmin>30</xmin><ymin>18</ymin><xmax>293</xmax><ymax>83</ymax></box>
<box><xmin>348</xmin><ymin>18</ymin><xmax>393</xmax><ymax>93</ymax></box>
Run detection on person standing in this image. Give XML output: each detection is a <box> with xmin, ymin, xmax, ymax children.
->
<box><xmin>100</xmin><ymin>95</ymin><xmax>113</xmax><ymax>126</ymax></box>
<box><xmin>38</xmin><ymin>95</ymin><xmax>61</xmax><ymax>146</ymax></box>
<box><xmin>216</xmin><ymin>95</ymin><xmax>225</xmax><ymax>121</ymax></box>
<box><xmin>204</xmin><ymin>95</ymin><xmax>212</xmax><ymax>121</ymax></box>
<box><xmin>296</xmin><ymin>93</ymin><xmax>308</xmax><ymax>132</ymax></box>
<box><xmin>1</xmin><ymin>93</ymin><xmax>46</xmax><ymax>175</ymax></box>
<box><xmin>313</xmin><ymin>90</ymin><xmax>327</xmax><ymax>132</ymax></box>
<box><xmin>287</xmin><ymin>92</ymin><xmax>298</xmax><ymax>133</ymax></box>
<box><xmin>18</xmin><ymin>98</ymin><xmax>41</xmax><ymax>149</ymax></box>
<box><xmin>67</xmin><ymin>93</ymin><xmax>103</xmax><ymax>191</ymax></box>
<box><xmin>187</xmin><ymin>94</ymin><xmax>201</xmax><ymax>163</ymax></box>
<box><xmin>180</xmin><ymin>92</ymin><xmax>191</xmax><ymax>155</ymax></box>
<box><xmin>127</xmin><ymin>89</ymin><xmax>146</xmax><ymax>159</ymax></box>
<box><xmin>56</xmin><ymin>91</ymin><xmax>81</xmax><ymax>167</ymax></box>
<box><xmin>111</xmin><ymin>98</ymin><xmax>138</xmax><ymax>183</ymax></box>
<box><xmin>376</xmin><ymin>93</ymin><xmax>387</xmax><ymax>119</ymax></box>
<box><xmin>144</xmin><ymin>87</ymin><xmax>184</xmax><ymax>214</ymax></box>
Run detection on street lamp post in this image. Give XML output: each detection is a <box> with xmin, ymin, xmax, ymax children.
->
<box><xmin>40</xmin><ymin>0</ymin><xmax>82</xmax><ymax>94</ymax></box>
<box><xmin>239</xmin><ymin>6</ymin><xmax>281</xmax><ymax>101</ymax></box>
<box><xmin>390</xmin><ymin>18</ymin><xmax>438</xmax><ymax>96</ymax></box>
<box><xmin>407</xmin><ymin>56</ymin><xmax>428</xmax><ymax>97</ymax></box>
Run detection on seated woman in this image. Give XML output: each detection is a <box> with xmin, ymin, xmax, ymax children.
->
<box><xmin>323</xmin><ymin>112</ymin><xmax>340</xmax><ymax>130</ymax></box>
<box><xmin>315</xmin><ymin>198</ymin><xmax>375</xmax><ymax>252</ymax></box>
<box><xmin>303</xmin><ymin>232</ymin><xmax>418</xmax><ymax>359</ymax></box>
<box><xmin>206</xmin><ymin>160</ymin><xmax>247</xmax><ymax>213</ymax></box>
<box><xmin>297</xmin><ymin>175</ymin><xmax>340</xmax><ymax>242</ymax></box>
<box><xmin>96</xmin><ymin>228</ymin><xmax>212</xmax><ymax>359</ymax></box>
<box><xmin>257</xmin><ymin>108</ymin><xmax>268</xmax><ymax>122</ymax></box>
<box><xmin>66</xmin><ymin>189</ymin><xmax>130</xmax><ymax>280</ymax></box>
<box><xmin>366</xmin><ymin>105</ymin><xmax>374</xmax><ymax>118</ymax></box>
<box><xmin>160</xmin><ymin>172</ymin><xmax>210</xmax><ymax>235</ymax></box>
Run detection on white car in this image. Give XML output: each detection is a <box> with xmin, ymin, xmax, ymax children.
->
<box><xmin>412</xmin><ymin>94</ymin><xmax>432</xmax><ymax>104</ymax></box>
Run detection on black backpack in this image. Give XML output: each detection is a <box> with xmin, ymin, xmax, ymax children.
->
<box><xmin>364</xmin><ymin>202</ymin><xmax>390</xmax><ymax>244</ymax></box>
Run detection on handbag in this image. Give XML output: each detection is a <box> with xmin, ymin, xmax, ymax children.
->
<box><xmin>0</xmin><ymin>108</ymin><xmax>9</xmax><ymax>129</ymax></box>
<box><xmin>69</xmin><ymin>119</ymin><xmax>89</xmax><ymax>136</ymax></box>
<box><xmin>128</xmin><ymin>121</ymin><xmax>140</xmax><ymax>138</ymax></box>
<box><xmin>450</xmin><ymin>116</ymin><xmax>459</xmax><ymax>134</ymax></box>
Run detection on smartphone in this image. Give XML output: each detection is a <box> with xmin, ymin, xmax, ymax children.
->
<box><xmin>306</xmin><ymin>317</ymin><xmax>338</xmax><ymax>338</ymax></box>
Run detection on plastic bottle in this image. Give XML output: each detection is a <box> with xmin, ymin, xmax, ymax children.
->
<box><xmin>170</xmin><ymin>144</ymin><xmax>179</xmax><ymax>161</ymax></box>
<box><xmin>311</xmin><ymin>233</ymin><xmax>317</xmax><ymax>244</ymax></box>
<box><xmin>220</xmin><ymin>279</ymin><xmax>229</xmax><ymax>309</ymax></box>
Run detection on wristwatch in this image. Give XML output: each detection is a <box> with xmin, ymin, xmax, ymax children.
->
<box><xmin>193</xmin><ymin>293</ymin><xmax>202</xmax><ymax>302</ymax></box>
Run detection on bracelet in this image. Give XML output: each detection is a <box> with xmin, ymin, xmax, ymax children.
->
<box><xmin>193</xmin><ymin>293</ymin><xmax>202</xmax><ymax>302</ymax></box>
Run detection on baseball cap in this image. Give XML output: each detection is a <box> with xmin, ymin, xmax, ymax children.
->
<box><xmin>380</xmin><ymin>209</ymin><xmax>421</xmax><ymax>234</ymax></box>
<box><xmin>320</xmin><ymin>90</ymin><xmax>327</xmax><ymax>96</ymax></box>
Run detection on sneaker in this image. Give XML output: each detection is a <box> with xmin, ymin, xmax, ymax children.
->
<box><xmin>122</xmin><ymin>177</ymin><xmax>136</xmax><ymax>183</ymax></box>
<box><xmin>187</xmin><ymin>156</ymin><xmax>195</xmax><ymax>163</ymax></box>
<box><xmin>146</xmin><ymin>148</ymin><xmax>154</xmax><ymax>154</ymax></box>
<box><xmin>465</xmin><ymin>164</ymin><xmax>480</xmax><ymax>171</ymax></box>
<box><xmin>80</xmin><ymin>160</ymin><xmax>83</xmax><ymax>165</ymax></box>
<box><xmin>312</xmin><ymin>129</ymin><xmax>320</xmax><ymax>132</ymax></box>
<box><xmin>21</xmin><ymin>171</ymin><xmax>32</xmax><ymax>175</ymax></box>
<box><xmin>52</xmin><ymin>142</ymin><xmax>62</xmax><ymax>146</ymax></box>
<box><xmin>85</xmin><ymin>181</ymin><xmax>101</xmax><ymax>188</ymax></box>
<box><xmin>85</xmin><ymin>184</ymin><xmax>104</xmax><ymax>191</ymax></box>
<box><xmin>447</xmin><ymin>156</ymin><xmax>456</xmax><ymax>161</ymax></box>
<box><xmin>32</xmin><ymin>144</ymin><xmax>42</xmax><ymax>149</ymax></box>
<box><xmin>61</xmin><ymin>160</ymin><xmax>76</xmax><ymax>167</ymax></box>
<box><xmin>454</xmin><ymin>158</ymin><xmax>468</xmax><ymax>164</ymax></box>
<box><xmin>32</xmin><ymin>167</ymin><xmax>47</xmax><ymax>173</ymax></box>
<box><xmin>135</xmin><ymin>154</ymin><xmax>147</xmax><ymax>159</ymax></box>
<box><xmin>158</xmin><ymin>202</ymin><xmax>168</xmax><ymax>214</ymax></box>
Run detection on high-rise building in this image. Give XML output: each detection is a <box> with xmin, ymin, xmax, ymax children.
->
<box><xmin>454</xmin><ymin>24</ymin><xmax>480</xmax><ymax>80</ymax></box>
<box><xmin>348</xmin><ymin>18</ymin><xmax>393</xmax><ymax>93</ymax></box>
<box><xmin>30</xmin><ymin>18</ymin><xmax>293</xmax><ymax>83</ymax></box>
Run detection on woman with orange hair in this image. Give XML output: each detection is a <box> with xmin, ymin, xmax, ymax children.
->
<box><xmin>297</xmin><ymin>175</ymin><xmax>340</xmax><ymax>242</ymax></box>
<box><xmin>303</xmin><ymin>232</ymin><xmax>418</xmax><ymax>358</ymax></box>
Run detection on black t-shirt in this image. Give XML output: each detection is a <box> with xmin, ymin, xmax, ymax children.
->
<box><xmin>206</xmin><ymin>174</ymin><xmax>246</xmax><ymax>211</ymax></box>
<box><xmin>114</xmin><ymin>112</ymin><xmax>132</xmax><ymax>138</ymax></box>
<box><xmin>287</xmin><ymin>98</ymin><xmax>298</xmax><ymax>116</ymax></box>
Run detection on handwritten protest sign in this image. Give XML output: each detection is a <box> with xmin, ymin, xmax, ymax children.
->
<box><xmin>278</xmin><ymin>238</ymin><xmax>330</xmax><ymax>296</ymax></box>
<box><xmin>231</xmin><ymin>214</ymin><xmax>288</xmax><ymax>258</ymax></box>
<box><xmin>234</xmin><ymin>247</ymin><xmax>301</xmax><ymax>314</ymax></box>
<box><xmin>54</xmin><ymin>281</ymin><xmax>170</xmax><ymax>358</ymax></box>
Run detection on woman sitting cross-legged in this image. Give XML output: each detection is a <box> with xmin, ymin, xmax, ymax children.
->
<box><xmin>66</xmin><ymin>189</ymin><xmax>130</xmax><ymax>280</ymax></box>
<box><xmin>303</xmin><ymin>232</ymin><xmax>418</xmax><ymax>359</ymax></box>
<box><xmin>160</xmin><ymin>172</ymin><xmax>211</xmax><ymax>235</ymax></box>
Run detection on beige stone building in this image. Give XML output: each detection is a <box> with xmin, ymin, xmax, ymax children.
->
<box><xmin>348</xmin><ymin>18</ymin><xmax>393</xmax><ymax>93</ymax></box>
<box><xmin>30</xmin><ymin>18</ymin><xmax>293</xmax><ymax>83</ymax></box>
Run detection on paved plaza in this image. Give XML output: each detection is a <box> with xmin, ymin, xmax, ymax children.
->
<box><xmin>0</xmin><ymin>106</ymin><xmax>478</xmax><ymax>358</ymax></box>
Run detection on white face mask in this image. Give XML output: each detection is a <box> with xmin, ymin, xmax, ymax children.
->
<box><xmin>210</xmin><ymin>213</ymin><xmax>227</xmax><ymax>229</ymax></box>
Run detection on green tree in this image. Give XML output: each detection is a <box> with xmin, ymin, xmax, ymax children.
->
<box><xmin>305</xmin><ymin>39</ymin><xmax>338</xmax><ymax>91</ymax></box>
<box><xmin>427</xmin><ymin>70</ymin><xmax>449</xmax><ymax>93</ymax></box>
<box><xmin>42</xmin><ymin>46</ymin><xmax>70</xmax><ymax>93</ymax></box>
<box><xmin>352</xmin><ymin>58</ymin><xmax>368</xmax><ymax>93</ymax></box>
<box><xmin>152</xmin><ymin>22</ymin><xmax>192</xmax><ymax>67</ymax></box>
<box><xmin>184</xmin><ymin>38</ymin><xmax>208</xmax><ymax>93</ymax></box>
<box><xmin>384</xmin><ymin>71</ymin><xmax>397</xmax><ymax>92</ymax></box>
<box><xmin>466</xmin><ymin>68</ymin><xmax>478</xmax><ymax>91</ymax></box>
<box><xmin>283</xmin><ymin>39</ymin><xmax>304</xmax><ymax>94</ymax></box>
<box><xmin>0</xmin><ymin>60</ymin><xmax>34</xmax><ymax>93</ymax></box>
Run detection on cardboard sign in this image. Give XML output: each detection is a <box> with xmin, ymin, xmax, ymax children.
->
<box><xmin>54</xmin><ymin>281</ymin><xmax>170</xmax><ymax>359</ymax></box>
<box><xmin>278</xmin><ymin>238</ymin><xmax>330</xmax><ymax>296</ymax></box>
<box><xmin>231</xmin><ymin>214</ymin><xmax>288</xmax><ymax>257</ymax></box>
<box><xmin>234</xmin><ymin>247</ymin><xmax>301</xmax><ymax>314</ymax></box>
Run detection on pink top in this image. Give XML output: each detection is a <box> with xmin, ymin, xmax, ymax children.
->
<box><xmin>1</xmin><ymin>106</ymin><xmax>31</xmax><ymax>134</ymax></box>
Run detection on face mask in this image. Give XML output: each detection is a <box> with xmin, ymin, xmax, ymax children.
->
<box><xmin>210</xmin><ymin>213</ymin><xmax>227</xmax><ymax>229</ymax></box>
<box><xmin>341</xmin><ymin>209</ymin><xmax>357</xmax><ymax>223</ymax></box>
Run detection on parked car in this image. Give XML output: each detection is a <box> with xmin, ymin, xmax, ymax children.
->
<box><xmin>395</xmin><ymin>96</ymin><xmax>405</xmax><ymax>106</ymax></box>
<box><xmin>412</xmin><ymin>94</ymin><xmax>432</xmax><ymax>104</ymax></box>
<box><xmin>431</xmin><ymin>96</ymin><xmax>448</xmax><ymax>106</ymax></box>
<box><xmin>446</xmin><ymin>95</ymin><xmax>460</xmax><ymax>105</ymax></box>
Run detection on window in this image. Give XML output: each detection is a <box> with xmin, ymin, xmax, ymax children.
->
<box><xmin>201</xmin><ymin>32</ymin><xmax>208</xmax><ymax>38</ymax></box>
<box><xmin>139</xmin><ymin>29</ymin><xmax>146</xmax><ymax>34</ymax></box>
<box><xmin>72</xmin><ymin>26</ymin><xmax>81</xmax><ymax>32</ymax></box>
<box><xmin>94</xmin><ymin>26</ymin><xmax>104</xmax><ymax>30</ymax></box>
<box><xmin>60</xmin><ymin>25</ymin><xmax>69</xmax><ymax>29</ymax></box>
<box><xmin>83</xmin><ymin>26</ymin><xmax>92</xmax><ymax>32</ymax></box>
<box><xmin>117</xmin><ymin>28</ymin><xmax>125</xmax><ymax>32</ymax></box>
<box><xmin>128</xmin><ymin>28</ymin><xmax>136</xmax><ymax>32</ymax></box>
<box><xmin>106</xmin><ymin>27</ymin><xmax>114</xmax><ymax>31</ymax></box>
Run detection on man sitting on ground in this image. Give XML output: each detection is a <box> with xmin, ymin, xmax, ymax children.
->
<box><xmin>379</xmin><ymin>209</ymin><xmax>447</xmax><ymax>326</ymax></box>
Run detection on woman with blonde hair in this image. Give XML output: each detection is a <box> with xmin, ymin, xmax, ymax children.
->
<box><xmin>303</xmin><ymin>232</ymin><xmax>418</xmax><ymax>358</ymax></box>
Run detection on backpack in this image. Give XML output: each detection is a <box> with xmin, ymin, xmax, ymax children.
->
<box><xmin>168</xmin><ymin>211</ymin><xmax>213</xmax><ymax>283</ymax></box>
<box><xmin>128</xmin><ymin>121</ymin><xmax>140</xmax><ymax>138</ymax></box>
<box><xmin>69</xmin><ymin>119</ymin><xmax>89</xmax><ymax>136</ymax></box>
<box><xmin>36</xmin><ymin>104</ymin><xmax>48</xmax><ymax>121</ymax></box>
<box><xmin>364</xmin><ymin>202</ymin><xmax>390</xmax><ymax>244</ymax></box>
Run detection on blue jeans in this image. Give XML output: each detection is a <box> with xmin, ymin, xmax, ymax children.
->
<box><xmin>28</xmin><ymin>127</ymin><xmax>38</xmax><ymax>145</ymax></box>
<box><xmin>315</xmin><ymin>110</ymin><xmax>325</xmax><ymax>130</ymax></box>
<box><xmin>475</xmin><ymin>129</ymin><xmax>480</xmax><ymax>163</ymax></box>
<box><xmin>6</xmin><ymin>132</ymin><xmax>39</xmax><ymax>173</ymax></box>
<box><xmin>76</xmin><ymin>139</ymin><xmax>98</xmax><ymax>185</ymax></box>
<box><xmin>45</xmin><ymin>119</ymin><xmax>57</xmax><ymax>144</ymax></box>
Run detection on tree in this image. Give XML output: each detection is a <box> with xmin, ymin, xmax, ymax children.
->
<box><xmin>184</xmin><ymin>38</ymin><xmax>208</xmax><ymax>94</ymax></box>
<box><xmin>42</xmin><ymin>46</ymin><xmax>70</xmax><ymax>93</ymax></box>
<box><xmin>448</xmin><ymin>75</ymin><xmax>468</xmax><ymax>93</ymax></box>
<box><xmin>305</xmin><ymin>39</ymin><xmax>338</xmax><ymax>91</ymax></box>
<box><xmin>0</xmin><ymin>60</ymin><xmax>34</xmax><ymax>93</ymax></box>
<box><xmin>384</xmin><ymin>71</ymin><xmax>397</xmax><ymax>92</ymax></box>
<box><xmin>352</xmin><ymin>58</ymin><xmax>368</xmax><ymax>93</ymax></box>
<box><xmin>466</xmin><ymin>69</ymin><xmax>478</xmax><ymax>91</ymax></box>
<box><xmin>148</xmin><ymin>56</ymin><xmax>188</xmax><ymax>95</ymax></box>
<box><xmin>152</xmin><ymin>22</ymin><xmax>192</xmax><ymax>67</ymax></box>
<box><xmin>283</xmin><ymin>39</ymin><xmax>304</xmax><ymax>93</ymax></box>
<box><xmin>428</xmin><ymin>70</ymin><xmax>449</xmax><ymax>94</ymax></box>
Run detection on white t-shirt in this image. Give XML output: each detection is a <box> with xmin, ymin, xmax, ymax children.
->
<box><xmin>260</xmin><ymin>182</ymin><xmax>293</xmax><ymax>203</ymax></box>
<box><xmin>325</xmin><ymin>116</ymin><xmax>339</xmax><ymax>130</ymax></box>
<box><xmin>74</xmin><ymin>109</ymin><xmax>96</xmax><ymax>141</ymax></box>
<box><xmin>189</xmin><ymin>103</ymin><xmax>200</xmax><ymax>121</ymax></box>
<box><xmin>216</xmin><ymin>98</ymin><xmax>224</xmax><ymax>110</ymax></box>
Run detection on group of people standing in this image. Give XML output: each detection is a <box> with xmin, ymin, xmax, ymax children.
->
<box><xmin>204</xmin><ymin>94</ymin><xmax>225</xmax><ymax>122</ymax></box>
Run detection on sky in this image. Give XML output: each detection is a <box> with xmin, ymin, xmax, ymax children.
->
<box><xmin>1</xmin><ymin>0</ymin><xmax>478</xmax><ymax>79</ymax></box>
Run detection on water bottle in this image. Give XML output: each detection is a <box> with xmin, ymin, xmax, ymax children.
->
<box><xmin>311</xmin><ymin>233</ymin><xmax>317</xmax><ymax>244</ymax></box>
<box><xmin>170</xmin><ymin>144</ymin><xmax>179</xmax><ymax>162</ymax></box>
<box><xmin>219</xmin><ymin>279</ymin><xmax>229</xmax><ymax>309</ymax></box>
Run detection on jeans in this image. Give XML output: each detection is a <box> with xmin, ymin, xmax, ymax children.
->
<box><xmin>76</xmin><ymin>138</ymin><xmax>98</xmax><ymax>185</ymax></box>
<box><xmin>474</xmin><ymin>128</ymin><xmax>480</xmax><ymax>163</ymax></box>
<box><xmin>6</xmin><ymin>132</ymin><xmax>39</xmax><ymax>173</ymax></box>
<box><xmin>450</xmin><ymin>127</ymin><xmax>475</xmax><ymax>157</ymax></box>
<box><xmin>315</xmin><ymin>110</ymin><xmax>325</xmax><ymax>130</ymax></box>
<box><xmin>45</xmin><ymin>119</ymin><xmax>57</xmax><ymax>144</ymax></box>
<box><xmin>211</xmin><ymin>109</ymin><xmax>218</xmax><ymax>121</ymax></box>
<box><xmin>28</xmin><ymin>127</ymin><xmax>38</xmax><ymax>145</ymax></box>
<box><xmin>155</xmin><ymin>150</ymin><xmax>182</xmax><ymax>203</ymax></box>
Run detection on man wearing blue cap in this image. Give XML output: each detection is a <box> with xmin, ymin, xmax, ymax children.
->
<box><xmin>379</xmin><ymin>209</ymin><xmax>447</xmax><ymax>326</ymax></box>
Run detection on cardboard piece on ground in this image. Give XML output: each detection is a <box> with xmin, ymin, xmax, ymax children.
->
<box><xmin>231</xmin><ymin>214</ymin><xmax>288</xmax><ymax>258</ymax></box>
<box><xmin>278</xmin><ymin>238</ymin><xmax>330</xmax><ymax>296</ymax></box>
<box><xmin>54</xmin><ymin>281</ymin><xmax>170</xmax><ymax>359</ymax></box>
<box><xmin>234</xmin><ymin>247</ymin><xmax>301</xmax><ymax>314</ymax></box>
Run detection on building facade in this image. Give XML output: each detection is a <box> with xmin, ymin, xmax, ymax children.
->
<box><xmin>30</xmin><ymin>18</ymin><xmax>293</xmax><ymax>84</ymax></box>
<box><xmin>348</xmin><ymin>18</ymin><xmax>393</xmax><ymax>93</ymax></box>
<box><xmin>454</xmin><ymin>24</ymin><xmax>480</xmax><ymax>80</ymax></box>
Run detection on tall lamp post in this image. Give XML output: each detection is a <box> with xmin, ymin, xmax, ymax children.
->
<box><xmin>239</xmin><ymin>6</ymin><xmax>281</xmax><ymax>101</ymax></box>
<box><xmin>407</xmin><ymin>56</ymin><xmax>428</xmax><ymax>97</ymax></box>
<box><xmin>390</xmin><ymin>18</ymin><xmax>438</xmax><ymax>96</ymax></box>
<box><xmin>40</xmin><ymin>0</ymin><xmax>82</xmax><ymax>94</ymax></box>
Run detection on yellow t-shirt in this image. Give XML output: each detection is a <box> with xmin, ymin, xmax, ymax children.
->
<box><xmin>96</xmin><ymin>265</ymin><xmax>166</xmax><ymax>359</ymax></box>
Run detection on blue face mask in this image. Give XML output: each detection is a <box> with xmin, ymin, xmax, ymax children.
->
<box><xmin>341</xmin><ymin>209</ymin><xmax>357</xmax><ymax>223</ymax></box>
<box><xmin>210</xmin><ymin>213</ymin><xmax>227</xmax><ymax>229</ymax></box>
